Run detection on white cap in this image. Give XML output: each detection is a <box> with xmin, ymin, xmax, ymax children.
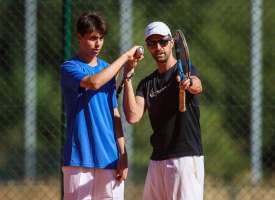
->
<box><xmin>144</xmin><ymin>21</ymin><xmax>172</xmax><ymax>40</ymax></box>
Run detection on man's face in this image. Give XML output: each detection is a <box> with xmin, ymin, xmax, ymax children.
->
<box><xmin>146</xmin><ymin>35</ymin><xmax>173</xmax><ymax>63</ymax></box>
<box><xmin>77</xmin><ymin>31</ymin><xmax>104</xmax><ymax>56</ymax></box>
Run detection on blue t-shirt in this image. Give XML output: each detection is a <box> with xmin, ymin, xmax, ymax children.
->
<box><xmin>60</xmin><ymin>57</ymin><xmax>119</xmax><ymax>169</ymax></box>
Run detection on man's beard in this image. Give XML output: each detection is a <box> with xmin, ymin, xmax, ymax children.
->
<box><xmin>153</xmin><ymin>51</ymin><xmax>169</xmax><ymax>63</ymax></box>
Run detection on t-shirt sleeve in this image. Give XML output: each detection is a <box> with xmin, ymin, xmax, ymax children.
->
<box><xmin>190</xmin><ymin>65</ymin><xmax>200</xmax><ymax>78</ymax></box>
<box><xmin>60</xmin><ymin>61</ymin><xmax>87</xmax><ymax>92</ymax></box>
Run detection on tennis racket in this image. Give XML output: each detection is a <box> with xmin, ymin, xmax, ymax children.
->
<box><xmin>174</xmin><ymin>30</ymin><xmax>191</xmax><ymax>112</ymax></box>
<box><xmin>116</xmin><ymin>46</ymin><xmax>144</xmax><ymax>98</ymax></box>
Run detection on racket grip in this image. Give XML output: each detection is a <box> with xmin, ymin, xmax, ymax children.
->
<box><xmin>179</xmin><ymin>84</ymin><xmax>186</xmax><ymax>112</ymax></box>
<box><xmin>116</xmin><ymin>83</ymin><xmax>123</xmax><ymax>98</ymax></box>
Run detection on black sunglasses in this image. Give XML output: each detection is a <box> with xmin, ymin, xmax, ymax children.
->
<box><xmin>146</xmin><ymin>38</ymin><xmax>171</xmax><ymax>48</ymax></box>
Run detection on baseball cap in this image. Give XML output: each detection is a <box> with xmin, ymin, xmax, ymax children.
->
<box><xmin>144</xmin><ymin>21</ymin><xmax>172</xmax><ymax>40</ymax></box>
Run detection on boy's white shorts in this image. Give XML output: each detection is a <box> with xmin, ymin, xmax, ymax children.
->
<box><xmin>62</xmin><ymin>166</ymin><xmax>124</xmax><ymax>200</ymax></box>
<box><xmin>143</xmin><ymin>156</ymin><xmax>204</xmax><ymax>200</ymax></box>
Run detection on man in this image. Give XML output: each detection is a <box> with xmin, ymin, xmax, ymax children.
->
<box><xmin>60</xmin><ymin>11</ymin><xmax>141</xmax><ymax>200</ymax></box>
<box><xmin>123</xmin><ymin>21</ymin><xmax>204</xmax><ymax>200</ymax></box>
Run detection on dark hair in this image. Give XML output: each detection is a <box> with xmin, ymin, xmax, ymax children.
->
<box><xmin>76</xmin><ymin>11</ymin><xmax>107</xmax><ymax>36</ymax></box>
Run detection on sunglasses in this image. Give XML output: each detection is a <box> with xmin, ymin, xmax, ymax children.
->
<box><xmin>146</xmin><ymin>38</ymin><xmax>171</xmax><ymax>48</ymax></box>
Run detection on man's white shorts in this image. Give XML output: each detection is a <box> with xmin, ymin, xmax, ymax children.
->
<box><xmin>62</xmin><ymin>166</ymin><xmax>124</xmax><ymax>200</ymax></box>
<box><xmin>143</xmin><ymin>156</ymin><xmax>204</xmax><ymax>200</ymax></box>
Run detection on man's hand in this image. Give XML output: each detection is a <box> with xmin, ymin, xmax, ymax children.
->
<box><xmin>176</xmin><ymin>74</ymin><xmax>192</xmax><ymax>90</ymax></box>
<box><xmin>179</xmin><ymin>78</ymin><xmax>192</xmax><ymax>90</ymax></box>
<box><xmin>176</xmin><ymin>75</ymin><xmax>202</xmax><ymax>94</ymax></box>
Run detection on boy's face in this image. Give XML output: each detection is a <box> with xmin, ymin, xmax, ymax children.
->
<box><xmin>77</xmin><ymin>31</ymin><xmax>104</xmax><ymax>56</ymax></box>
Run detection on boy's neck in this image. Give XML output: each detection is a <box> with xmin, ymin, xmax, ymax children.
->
<box><xmin>77</xmin><ymin>51</ymin><xmax>97</xmax><ymax>67</ymax></box>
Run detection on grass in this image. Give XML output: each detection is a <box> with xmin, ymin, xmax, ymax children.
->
<box><xmin>1</xmin><ymin>175</ymin><xmax>275</xmax><ymax>200</ymax></box>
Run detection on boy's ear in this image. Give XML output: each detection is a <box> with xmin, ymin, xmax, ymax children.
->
<box><xmin>77</xmin><ymin>33</ymin><xmax>82</xmax><ymax>41</ymax></box>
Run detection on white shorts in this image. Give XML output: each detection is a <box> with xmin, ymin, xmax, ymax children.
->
<box><xmin>143</xmin><ymin>156</ymin><xmax>204</xmax><ymax>200</ymax></box>
<box><xmin>62</xmin><ymin>166</ymin><xmax>124</xmax><ymax>200</ymax></box>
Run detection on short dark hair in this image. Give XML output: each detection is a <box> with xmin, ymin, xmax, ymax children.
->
<box><xmin>76</xmin><ymin>11</ymin><xmax>107</xmax><ymax>36</ymax></box>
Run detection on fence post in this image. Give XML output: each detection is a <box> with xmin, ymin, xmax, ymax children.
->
<box><xmin>24</xmin><ymin>0</ymin><xmax>37</xmax><ymax>181</ymax></box>
<box><xmin>61</xmin><ymin>0</ymin><xmax>72</xmax><ymax>198</ymax></box>
<box><xmin>119</xmin><ymin>0</ymin><xmax>134</xmax><ymax>180</ymax></box>
<box><xmin>250</xmin><ymin>0</ymin><xmax>263</xmax><ymax>184</ymax></box>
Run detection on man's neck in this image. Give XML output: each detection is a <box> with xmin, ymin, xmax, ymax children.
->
<box><xmin>157</xmin><ymin>57</ymin><xmax>177</xmax><ymax>74</ymax></box>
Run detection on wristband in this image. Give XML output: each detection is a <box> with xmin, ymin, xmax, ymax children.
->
<box><xmin>124</xmin><ymin>73</ymin><xmax>134</xmax><ymax>81</ymax></box>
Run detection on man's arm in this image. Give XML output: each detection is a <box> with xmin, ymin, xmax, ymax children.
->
<box><xmin>80</xmin><ymin>46</ymin><xmax>141</xmax><ymax>90</ymax></box>
<box><xmin>113</xmin><ymin>108</ymin><xmax>128</xmax><ymax>181</ymax></box>
<box><xmin>123</xmin><ymin>78</ymin><xmax>145</xmax><ymax>124</ymax></box>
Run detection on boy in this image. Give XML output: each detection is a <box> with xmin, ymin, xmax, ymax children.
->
<box><xmin>60</xmin><ymin>11</ymin><xmax>141</xmax><ymax>200</ymax></box>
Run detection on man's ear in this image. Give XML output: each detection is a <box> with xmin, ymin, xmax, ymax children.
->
<box><xmin>170</xmin><ymin>39</ymin><xmax>175</xmax><ymax>48</ymax></box>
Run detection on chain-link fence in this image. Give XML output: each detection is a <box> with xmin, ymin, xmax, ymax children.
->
<box><xmin>0</xmin><ymin>0</ymin><xmax>274</xmax><ymax>199</ymax></box>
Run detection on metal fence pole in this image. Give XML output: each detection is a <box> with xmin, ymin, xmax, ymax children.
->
<box><xmin>119</xmin><ymin>0</ymin><xmax>133</xmax><ymax>179</ymax></box>
<box><xmin>61</xmin><ymin>0</ymin><xmax>72</xmax><ymax>198</ymax></box>
<box><xmin>24</xmin><ymin>0</ymin><xmax>37</xmax><ymax>180</ymax></box>
<box><xmin>250</xmin><ymin>0</ymin><xmax>263</xmax><ymax>184</ymax></box>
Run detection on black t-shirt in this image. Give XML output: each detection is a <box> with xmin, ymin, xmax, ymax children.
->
<box><xmin>136</xmin><ymin>65</ymin><xmax>203</xmax><ymax>160</ymax></box>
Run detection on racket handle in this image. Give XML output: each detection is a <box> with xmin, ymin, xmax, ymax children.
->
<box><xmin>134</xmin><ymin>46</ymin><xmax>144</xmax><ymax>58</ymax></box>
<box><xmin>116</xmin><ymin>82</ymin><xmax>123</xmax><ymax>98</ymax></box>
<box><xmin>179</xmin><ymin>83</ymin><xmax>186</xmax><ymax>112</ymax></box>
<box><xmin>117</xmin><ymin>47</ymin><xmax>143</xmax><ymax>99</ymax></box>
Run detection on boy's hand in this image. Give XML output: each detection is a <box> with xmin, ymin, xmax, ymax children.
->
<box><xmin>116</xmin><ymin>152</ymin><xmax>128</xmax><ymax>181</ymax></box>
<box><xmin>123</xmin><ymin>46</ymin><xmax>144</xmax><ymax>78</ymax></box>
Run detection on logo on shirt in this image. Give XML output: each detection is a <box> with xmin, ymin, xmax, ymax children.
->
<box><xmin>149</xmin><ymin>82</ymin><xmax>171</xmax><ymax>98</ymax></box>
